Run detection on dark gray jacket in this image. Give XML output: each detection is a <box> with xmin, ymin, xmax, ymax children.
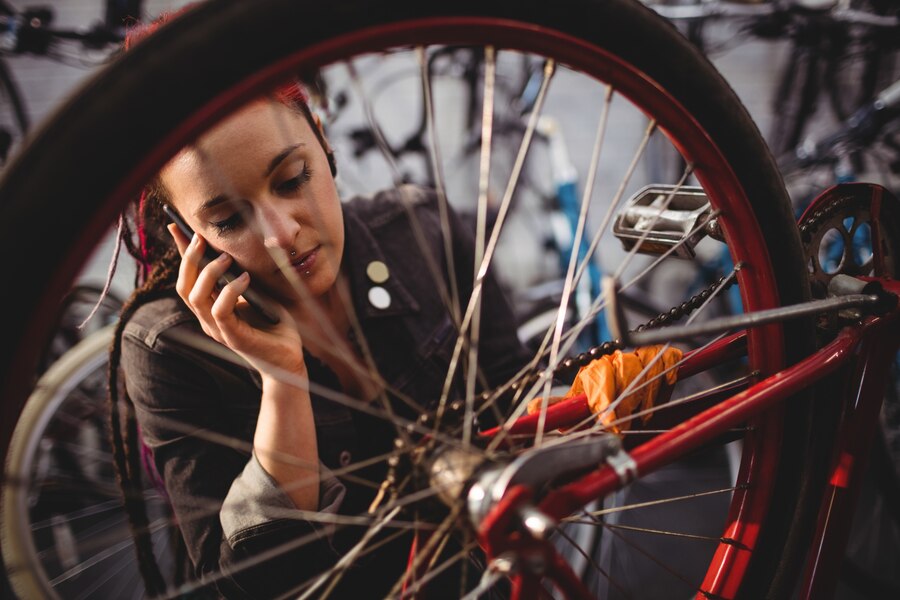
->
<box><xmin>121</xmin><ymin>185</ymin><xmax>527</xmax><ymax>598</ymax></box>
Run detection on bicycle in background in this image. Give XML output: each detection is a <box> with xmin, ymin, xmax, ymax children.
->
<box><xmin>0</xmin><ymin>0</ymin><xmax>137</xmax><ymax>167</ymax></box>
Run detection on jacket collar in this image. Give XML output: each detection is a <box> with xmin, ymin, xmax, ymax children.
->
<box><xmin>342</xmin><ymin>204</ymin><xmax>420</xmax><ymax>319</ymax></box>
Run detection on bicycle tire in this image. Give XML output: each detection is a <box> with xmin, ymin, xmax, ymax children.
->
<box><xmin>0</xmin><ymin>0</ymin><xmax>826</xmax><ymax>597</ymax></box>
<box><xmin>1</xmin><ymin>325</ymin><xmax>177</xmax><ymax>600</ymax></box>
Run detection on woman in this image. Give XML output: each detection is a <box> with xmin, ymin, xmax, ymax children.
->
<box><xmin>106</xmin><ymin>53</ymin><xmax>528</xmax><ymax>599</ymax></box>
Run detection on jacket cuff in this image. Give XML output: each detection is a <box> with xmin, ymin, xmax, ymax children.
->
<box><xmin>220</xmin><ymin>453</ymin><xmax>346</xmax><ymax>545</ymax></box>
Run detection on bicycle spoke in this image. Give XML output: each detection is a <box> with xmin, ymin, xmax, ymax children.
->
<box><xmin>570</xmin><ymin>117</ymin><xmax>657</xmax><ymax>295</ymax></box>
<box><xmin>130</xmin><ymin>446</ymin><xmax>421</xmax><ymax>540</ymax></box>
<box><xmin>602</xmin><ymin>522</ymin><xmax>725</xmax><ymax>543</ymax></box>
<box><xmin>155</xmin><ymin>482</ymin><xmax>446</xmax><ymax>600</ymax></box>
<box><xmin>72</xmin><ymin>528</ymin><xmax>160</xmax><ymax>600</ymax></box>
<box><xmin>418</xmin><ymin>45</ymin><xmax>462</xmax><ymax>323</ymax></box>
<box><xmin>554</xmin><ymin>524</ymin><xmax>633</xmax><ymax>599</ymax></box>
<box><xmin>569</xmin><ymin>486</ymin><xmax>741</xmax><ymax>520</ymax></box>
<box><xmin>601</xmin><ymin>522</ymin><xmax>703</xmax><ymax>593</ymax></box>
<box><xmin>14</xmin><ymin>424</ymin><xmax>426</xmax><ymax>567</ymax></box>
<box><xmin>344</xmin><ymin>59</ymin><xmax>405</xmax><ymax>184</ymax></box>
<box><xmin>398</xmin><ymin>538</ymin><xmax>480</xmax><ymax>599</ymax></box>
<box><xmin>299</xmin><ymin>505</ymin><xmax>402</xmax><ymax>600</ymax></box>
<box><xmin>618</xmin><ymin>428</ymin><xmax>749</xmax><ymax>436</ymax></box>
<box><xmin>386</xmin><ymin>505</ymin><xmax>461</xmax><ymax>597</ymax></box>
<box><xmin>435</xmin><ymin>58</ymin><xmax>557</xmax><ymax>432</ymax></box>
<box><xmin>47</xmin><ymin>518</ymin><xmax>169</xmax><ymax>587</ymax></box>
<box><xmin>35</xmin><ymin>515</ymin><xmax>130</xmax><ymax>563</ymax></box>
<box><xmin>462</xmin><ymin>45</ymin><xmax>498</xmax><ymax>449</ymax></box>
<box><xmin>535</xmin><ymin>84</ymin><xmax>613</xmax><ymax>446</ymax></box>
<box><xmin>273</xmin><ymin>528</ymin><xmax>411</xmax><ymax>600</ymax></box>
<box><xmin>107</xmin><ymin>562</ymin><xmax>143</xmax><ymax>600</ymax></box>
<box><xmin>604</xmin><ymin>372</ymin><xmax>757</xmax><ymax>431</ymax></box>
<box><xmin>29</xmin><ymin>499</ymin><xmax>126</xmax><ymax>531</ymax></box>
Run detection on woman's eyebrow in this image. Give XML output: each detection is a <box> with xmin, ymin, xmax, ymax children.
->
<box><xmin>195</xmin><ymin>194</ymin><xmax>232</xmax><ymax>217</ymax></box>
<box><xmin>265</xmin><ymin>143</ymin><xmax>305</xmax><ymax>176</ymax></box>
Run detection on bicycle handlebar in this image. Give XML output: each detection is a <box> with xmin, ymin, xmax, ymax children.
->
<box><xmin>0</xmin><ymin>8</ymin><xmax>123</xmax><ymax>56</ymax></box>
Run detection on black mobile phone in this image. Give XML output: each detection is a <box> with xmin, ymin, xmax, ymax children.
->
<box><xmin>162</xmin><ymin>204</ymin><xmax>280</xmax><ymax>325</ymax></box>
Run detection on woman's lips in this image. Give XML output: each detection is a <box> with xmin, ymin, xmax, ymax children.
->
<box><xmin>290</xmin><ymin>245</ymin><xmax>319</xmax><ymax>274</ymax></box>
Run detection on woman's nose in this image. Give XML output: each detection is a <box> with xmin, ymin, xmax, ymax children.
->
<box><xmin>257</xmin><ymin>203</ymin><xmax>301</xmax><ymax>252</ymax></box>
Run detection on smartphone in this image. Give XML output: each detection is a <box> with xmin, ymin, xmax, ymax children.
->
<box><xmin>162</xmin><ymin>204</ymin><xmax>280</xmax><ymax>325</ymax></box>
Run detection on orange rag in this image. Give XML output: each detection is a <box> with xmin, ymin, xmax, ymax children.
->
<box><xmin>527</xmin><ymin>345</ymin><xmax>682</xmax><ymax>433</ymax></box>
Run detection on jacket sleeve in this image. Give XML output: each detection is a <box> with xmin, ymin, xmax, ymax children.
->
<box><xmin>121</xmin><ymin>319</ymin><xmax>346</xmax><ymax>599</ymax></box>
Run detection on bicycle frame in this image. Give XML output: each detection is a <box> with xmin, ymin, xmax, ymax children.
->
<box><xmin>474</xmin><ymin>253</ymin><xmax>899</xmax><ymax>597</ymax></box>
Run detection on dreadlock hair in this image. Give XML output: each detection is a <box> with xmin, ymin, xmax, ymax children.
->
<box><xmin>107</xmin><ymin>179</ymin><xmax>179</xmax><ymax>596</ymax></box>
<box><xmin>104</xmin><ymin>10</ymin><xmax>338</xmax><ymax>596</ymax></box>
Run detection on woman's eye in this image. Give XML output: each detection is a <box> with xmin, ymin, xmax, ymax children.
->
<box><xmin>276</xmin><ymin>164</ymin><xmax>312</xmax><ymax>194</ymax></box>
<box><xmin>210</xmin><ymin>213</ymin><xmax>243</xmax><ymax>234</ymax></box>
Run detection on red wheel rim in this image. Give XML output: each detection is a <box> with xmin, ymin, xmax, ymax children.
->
<box><xmin>7</xmin><ymin>15</ymin><xmax>789</xmax><ymax>598</ymax></box>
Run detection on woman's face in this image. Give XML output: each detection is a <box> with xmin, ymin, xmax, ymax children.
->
<box><xmin>161</xmin><ymin>99</ymin><xmax>344</xmax><ymax>305</ymax></box>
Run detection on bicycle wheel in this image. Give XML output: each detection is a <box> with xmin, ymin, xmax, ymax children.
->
<box><xmin>36</xmin><ymin>283</ymin><xmax>124</xmax><ymax>376</ymax></box>
<box><xmin>1</xmin><ymin>325</ymin><xmax>179</xmax><ymax>599</ymax></box>
<box><xmin>0</xmin><ymin>0</ymin><xmax>825</xmax><ymax>598</ymax></box>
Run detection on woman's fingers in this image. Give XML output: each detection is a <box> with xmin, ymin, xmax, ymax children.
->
<box><xmin>167</xmin><ymin>226</ymin><xmax>237</xmax><ymax>341</ymax></box>
<box><xmin>173</xmin><ymin>231</ymin><xmax>203</xmax><ymax>302</ymax></box>
<box><xmin>211</xmin><ymin>271</ymin><xmax>251</xmax><ymax>342</ymax></box>
<box><xmin>188</xmin><ymin>251</ymin><xmax>232</xmax><ymax>309</ymax></box>
<box><xmin>167</xmin><ymin>222</ymin><xmax>190</xmax><ymax>255</ymax></box>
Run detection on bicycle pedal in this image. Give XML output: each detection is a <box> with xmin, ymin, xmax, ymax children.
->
<box><xmin>613</xmin><ymin>184</ymin><xmax>714</xmax><ymax>258</ymax></box>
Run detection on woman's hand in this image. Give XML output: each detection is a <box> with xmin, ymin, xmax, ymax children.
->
<box><xmin>168</xmin><ymin>224</ymin><xmax>306</xmax><ymax>379</ymax></box>
<box><xmin>170</xmin><ymin>225</ymin><xmax>320</xmax><ymax>510</ymax></box>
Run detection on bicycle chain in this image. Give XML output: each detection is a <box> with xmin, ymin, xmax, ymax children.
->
<box><xmin>797</xmin><ymin>193</ymin><xmax>866</xmax><ymax>247</ymax></box>
<box><xmin>499</xmin><ymin>272</ymin><xmax>739</xmax><ymax>396</ymax></box>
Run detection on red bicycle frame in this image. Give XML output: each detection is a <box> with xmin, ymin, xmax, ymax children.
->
<box><xmin>476</xmin><ymin>279</ymin><xmax>900</xmax><ymax>599</ymax></box>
